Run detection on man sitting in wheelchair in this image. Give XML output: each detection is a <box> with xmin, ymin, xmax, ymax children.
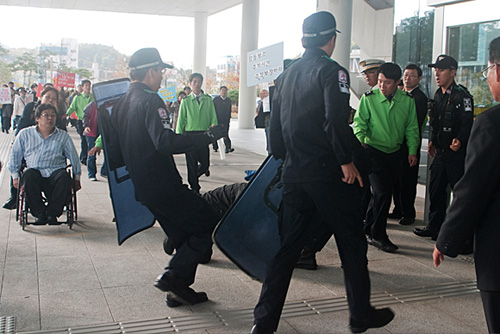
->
<box><xmin>8</xmin><ymin>104</ymin><xmax>81</xmax><ymax>224</ymax></box>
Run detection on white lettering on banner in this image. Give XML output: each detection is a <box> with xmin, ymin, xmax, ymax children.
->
<box><xmin>254</xmin><ymin>66</ymin><xmax>284</xmax><ymax>81</ymax></box>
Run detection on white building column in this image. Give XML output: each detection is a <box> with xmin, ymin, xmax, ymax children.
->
<box><xmin>238</xmin><ymin>0</ymin><xmax>259</xmax><ymax>129</ymax></box>
<box><xmin>316</xmin><ymin>0</ymin><xmax>353</xmax><ymax>70</ymax></box>
<box><xmin>193</xmin><ymin>12</ymin><xmax>208</xmax><ymax>88</ymax></box>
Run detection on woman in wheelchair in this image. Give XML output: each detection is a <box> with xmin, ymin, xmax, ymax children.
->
<box><xmin>8</xmin><ymin>104</ymin><xmax>81</xmax><ymax>225</ymax></box>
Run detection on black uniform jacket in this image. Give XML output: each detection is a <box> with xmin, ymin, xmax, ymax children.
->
<box><xmin>110</xmin><ymin>82</ymin><xmax>211</xmax><ymax>204</ymax></box>
<box><xmin>270</xmin><ymin>47</ymin><xmax>356</xmax><ymax>184</ymax></box>
<box><xmin>430</xmin><ymin>81</ymin><xmax>473</xmax><ymax>152</ymax></box>
<box><xmin>436</xmin><ymin>105</ymin><xmax>500</xmax><ymax>291</ymax></box>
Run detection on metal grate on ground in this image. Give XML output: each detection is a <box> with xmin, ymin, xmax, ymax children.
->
<box><xmin>0</xmin><ymin>316</ymin><xmax>16</xmax><ymax>334</ymax></box>
<box><xmin>14</xmin><ymin>280</ymin><xmax>479</xmax><ymax>334</ymax></box>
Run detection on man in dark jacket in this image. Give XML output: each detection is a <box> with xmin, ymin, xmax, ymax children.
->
<box><xmin>414</xmin><ymin>55</ymin><xmax>473</xmax><ymax>240</ymax></box>
<box><xmin>433</xmin><ymin>37</ymin><xmax>500</xmax><ymax>334</ymax></box>
<box><xmin>109</xmin><ymin>48</ymin><xmax>225</xmax><ymax>306</ymax></box>
<box><xmin>251</xmin><ymin>11</ymin><xmax>394</xmax><ymax>334</ymax></box>
<box><xmin>212</xmin><ymin>86</ymin><xmax>233</xmax><ymax>153</ymax></box>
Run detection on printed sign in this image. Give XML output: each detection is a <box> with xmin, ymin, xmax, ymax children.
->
<box><xmin>56</xmin><ymin>71</ymin><xmax>76</xmax><ymax>88</ymax></box>
<box><xmin>0</xmin><ymin>87</ymin><xmax>11</xmax><ymax>104</ymax></box>
<box><xmin>247</xmin><ymin>42</ymin><xmax>284</xmax><ymax>87</ymax></box>
<box><xmin>36</xmin><ymin>83</ymin><xmax>43</xmax><ymax>97</ymax></box>
<box><xmin>158</xmin><ymin>86</ymin><xmax>177</xmax><ymax>103</ymax></box>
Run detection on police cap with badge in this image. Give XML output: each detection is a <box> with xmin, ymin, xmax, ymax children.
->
<box><xmin>359</xmin><ymin>59</ymin><xmax>385</xmax><ymax>73</ymax></box>
<box><xmin>428</xmin><ymin>54</ymin><xmax>458</xmax><ymax>70</ymax></box>
<box><xmin>128</xmin><ymin>47</ymin><xmax>173</xmax><ymax>71</ymax></box>
<box><xmin>428</xmin><ymin>54</ymin><xmax>473</xmax><ymax>149</ymax></box>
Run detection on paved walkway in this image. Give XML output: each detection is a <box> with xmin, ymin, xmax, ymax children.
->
<box><xmin>0</xmin><ymin>121</ymin><xmax>486</xmax><ymax>333</ymax></box>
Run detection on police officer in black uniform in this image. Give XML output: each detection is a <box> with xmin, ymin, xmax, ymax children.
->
<box><xmin>109</xmin><ymin>48</ymin><xmax>225</xmax><ymax>306</ymax></box>
<box><xmin>251</xmin><ymin>12</ymin><xmax>394</xmax><ymax>334</ymax></box>
<box><xmin>414</xmin><ymin>55</ymin><xmax>473</xmax><ymax>240</ymax></box>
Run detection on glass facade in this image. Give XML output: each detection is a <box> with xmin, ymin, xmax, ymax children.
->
<box><xmin>448</xmin><ymin>20</ymin><xmax>500</xmax><ymax>109</ymax></box>
<box><xmin>393</xmin><ymin>0</ymin><xmax>435</xmax><ymax>98</ymax></box>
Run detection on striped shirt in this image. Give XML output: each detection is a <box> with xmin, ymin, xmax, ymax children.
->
<box><xmin>8</xmin><ymin>126</ymin><xmax>81</xmax><ymax>180</ymax></box>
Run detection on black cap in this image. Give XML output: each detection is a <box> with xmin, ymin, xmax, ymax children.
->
<box><xmin>428</xmin><ymin>54</ymin><xmax>458</xmax><ymax>70</ymax></box>
<box><xmin>302</xmin><ymin>11</ymin><xmax>340</xmax><ymax>40</ymax></box>
<box><xmin>129</xmin><ymin>48</ymin><xmax>173</xmax><ymax>71</ymax></box>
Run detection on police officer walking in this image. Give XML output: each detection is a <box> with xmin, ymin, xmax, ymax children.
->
<box><xmin>414</xmin><ymin>55</ymin><xmax>473</xmax><ymax>241</ymax></box>
<box><xmin>109</xmin><ymin>48</ymin><xmax>225</xmax><ymax>306</ymax></box>
<box><xmin>251</xmin><ymin>12</ymin><xmax>394</xmax><ymax>334</ymax></box>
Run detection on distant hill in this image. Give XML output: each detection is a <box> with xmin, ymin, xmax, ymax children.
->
<box><xmin>78</xmin><ymin>43</ymin><xmax>128</xmax><ymax>71</ymax></box>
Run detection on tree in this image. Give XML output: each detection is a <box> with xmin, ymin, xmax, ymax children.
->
<box><xmin>10</xmin><ymin>52</ymin><xmax>37</xmax><ymax>87</ymax></box>
<box><xmin>0</xmin><ymin>44</ymin><xmax>10</xmax><ymax>83</ymax></box>
<box><xmin>228</xmin><ymin>89</ymin><xmax>239</xmax><ymax>106</ymax></box>
<box><xmin>72</xmin><ymin>68</ymin><xmax>93</xmax><ymax>79</ymax></box>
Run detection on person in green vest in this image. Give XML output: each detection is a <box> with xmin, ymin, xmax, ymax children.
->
<box><xmin>67</xmin><ymin>79</ymin><xmax>94</xmax><ymax>165</ymax></box>
<box><xmin>353</xmin><ymin>62</ymin><xmax>420</xmax><ymax>253</ymax></box>
<box><xmin>176</xmin><ymin>73</ymin><xmax>218</xmax><ymax>193</ymax></box>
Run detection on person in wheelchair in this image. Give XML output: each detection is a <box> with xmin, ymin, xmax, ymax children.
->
<box><xmin>8</xmin><ymin>104</ymin><xmax>81</xmax><ymax>225</ymax></box>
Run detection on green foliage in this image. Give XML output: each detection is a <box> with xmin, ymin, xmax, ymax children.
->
<box><xmin>0</xmin><ymin>62</ymin><xmax>11</xmax><ymax>84</ymax></box>
<box><xmin>228</xmin><ymin>89</ymin><xmax>239</xmax><ymax>105</ymax></box>
<box><xmin>9</xmin><ymin>52</ymin><xmax>38</xmax><ymax>86</ymax></box>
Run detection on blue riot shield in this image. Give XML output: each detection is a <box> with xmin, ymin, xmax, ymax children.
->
<box><xmin>213</xmin><ymin>155</ymin><xmax>283</xmax><ymax>282</ymax></box>
<box><xmin>93</xmin><ymin>78</ymin><xmax>156</xmax><ymax>245</ymax></box>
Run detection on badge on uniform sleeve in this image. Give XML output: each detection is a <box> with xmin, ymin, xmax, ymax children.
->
<box><xmin>157</xmin><ymin>107</ymin><xmax>172</xmax><ymax>130</ymax></box>
<box><xmin>464</xmin><ymin>98</ymin><xmax>472</xmax><ymax>112</ymax></box>
<box><xmin>338</xmin><ymin>70</ymin><xmax>350</xmax><ymax>94</ymax></box>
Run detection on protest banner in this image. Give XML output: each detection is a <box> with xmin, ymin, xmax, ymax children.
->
<box><xmin>56</xmin><ymin>71</ymin><xmax>76</xmax><ymax>88</ymax></box>
<box><xmin>247</xmin><ymin>42</ymin><xmax>284</xmax><ymax>87</ymax></box>
<box><xmin>158</xmin><ymin>86</ymin><xmax>177</xmax><ymax>103</ymax></box>
<box><xmin>0</xmin><ymin>87</ymin><xmax>11</xmax><ymax>104</ymax></box>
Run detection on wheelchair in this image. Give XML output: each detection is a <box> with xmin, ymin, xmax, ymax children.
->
<box><xmin>16</xmin><ymin>166</ymin><xmax>78</xmax><ymax>230</ymax></box>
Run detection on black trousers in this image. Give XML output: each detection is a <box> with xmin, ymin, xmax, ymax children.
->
<box><xmin>391</xmin><ymin>153</ymin><xmax>420</xmax><ymax>219</ymax></box>
<box><xmin>480</xmin><ymin>290</ymin><xmax>500</xmax><ymax>334</ymax></box>
<box><xmin>428</xmin><ymin>150</ymin><xmax>465</xmax><ymax>231</ymax></box>
<box><xmin>364</xmin><ymin>146</ymin><xmax>401</xmax><ymax>240</ymax></box>
<box><xmin>212</xmin><ymin>122</ymin><xmax>231</xmax><ymax>151</ymax></box>
<box><xmin>145</xmin><ymin>185</ymin><xmax>220</xmax><ymax>286</ymax></box>
<box><xmin>76</xmin><ymin>120</ymin><xmax>88</xmax><ymax>163</ymax></box>
<box><xmin>253</xmin><ymin>180</ymin><xmax>371</xmax><ymax>332</ymax></box>
<box><xmin>23</xmin><ymin>168</ymin><xmax>72</xmax><ymax>217</ymax></box>
<box><xmin>184</xmin><ymin>132</ymin><xmax>210</xmax><ymax>193</ymax></box>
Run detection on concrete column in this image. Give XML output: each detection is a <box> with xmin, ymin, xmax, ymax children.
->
<box><xmin>193</xmin><ymin>12</ymin><xmax>208</xmax><ymax>89</ymax></box>
<box><xmin>238</xmin><ymin>0</ymin><xmax>259</xmax><ymax>129</ymax></box>
<box><xmin>316</xmin><ymin>0</ymin><xmax>352</xmax><ymax>69</ymax></box>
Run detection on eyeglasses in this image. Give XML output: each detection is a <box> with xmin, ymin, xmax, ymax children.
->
<box><xmin>362</xmin><ymin>69</ymin><xmax>378</xmax><ymax>76</ymax></box>
<box><xmin>481</xmin><ymin>63</ymin><xmax>498</xmax><ymax>78</ymax></box>
<box><xmin>40</xmin><ymin>113</ymin><xmax>56</xmax><ymax>119</ymax></box>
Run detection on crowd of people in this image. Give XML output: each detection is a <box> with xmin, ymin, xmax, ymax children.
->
<box><xmin>1</xmin><ymin>12</ymin><xmax>499</xmax><ymax>333</ymax></box>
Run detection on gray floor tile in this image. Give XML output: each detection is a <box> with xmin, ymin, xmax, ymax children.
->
<box><xmin>103</xmin><ymin>284</ymin><xmax>189</xmax><ymax>322</ymax></box>
<box><xmin>91</xmin><ymin>252</ymin><xmax>162</xmax><ymax>288</ymax></box>
<box><xmin>0</xmin><ymin>294</ymin><xmax>40</xmax><ymax>332</ymax></box>
<box><xmin>37</xmin><ymin>255</ymin><xmax>101</xmax><ymax>294</ymax></box>
<box><xmin>39</xmin><ymin>289</ymin><xmax>113</xmax><ymax>330</ymax></box>
<box><xmin>1</xmin><ymin>260</ymin><xmax>38</xmax><ymax>297</ymax></box>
